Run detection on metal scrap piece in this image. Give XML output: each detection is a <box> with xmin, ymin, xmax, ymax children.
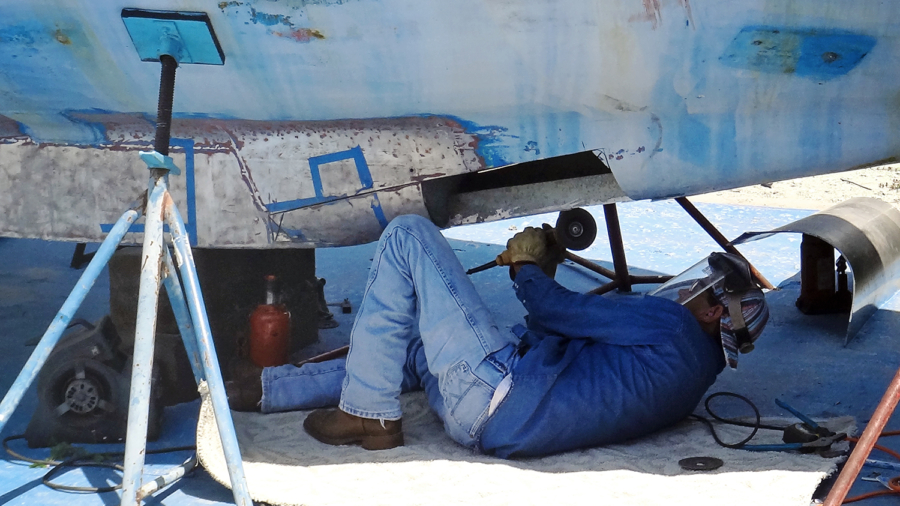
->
<box><xmin>733</xmin><ymin>197</ymin><xmax>900</xmax><ymax>344</ymax></box>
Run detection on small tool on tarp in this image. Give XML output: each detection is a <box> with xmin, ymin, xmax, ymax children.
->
<box><xmin>742</xmin><ymin>399</ymin><xmax>846</xmax><ymax>453</ymax></box>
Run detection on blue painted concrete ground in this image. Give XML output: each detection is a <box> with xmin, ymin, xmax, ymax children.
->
<box><xmin>2</xmin><ymin>200</ymin><xmax>900</xmax><ymax>505</ymax></box>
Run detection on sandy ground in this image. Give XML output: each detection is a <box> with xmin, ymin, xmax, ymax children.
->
<box><xmin>691</xmin><ymin>164</ymin><xmax>900</xmax><ymax>210</ymax></box>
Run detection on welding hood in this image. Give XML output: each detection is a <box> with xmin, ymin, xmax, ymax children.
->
<box><xmin>649</xmin><ymin>252</ymin><xmax>754</xmax><ymax>304</ymax></box>
<box><xmin>650</xmin><ymin>252</ymin><xmax>767</xmax><ymax>369</ymax></box>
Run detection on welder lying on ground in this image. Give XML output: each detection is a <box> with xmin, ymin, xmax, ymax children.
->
<box><xmin>226</xmin><ymin>214</ymin><xmax>769</xmax><ymax>459</ymax></box>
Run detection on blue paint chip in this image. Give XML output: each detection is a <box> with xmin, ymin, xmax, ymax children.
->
<box><xmin>524</xmin><ymin>140</ymin><xmax>540</xmax><ymax>156</ymax></box>
<box><xmin>249</xmin><ymin>8</ymin><xmax>291</xmax><ymax>27</ymax></box>
<box><xmin>720</xmin><ymin>26</ymin><xmax>876</xmax><ymax>80</ymax></box>
<box><xmin>438</xmin><ymin>115</ymin><xmax>514</xmax><ymax>168</ymax></box>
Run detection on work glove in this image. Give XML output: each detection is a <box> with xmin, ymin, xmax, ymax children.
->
<box><xmin>496</xmin><ymin>227</ymin><xmax>547</xmax><ymax>266</ymax></box>
<box><xmin>539</xmin><ymin>223</ymin><xmax>566</xmax><ymax>279</ymax></box>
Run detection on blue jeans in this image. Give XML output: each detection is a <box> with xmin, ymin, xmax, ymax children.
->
<box><xmin>262</xmin><ymin>215</ymin><xmax>518</xmax><ymax>448</ymax></box>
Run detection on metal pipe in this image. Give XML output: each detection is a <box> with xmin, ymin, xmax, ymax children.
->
<box><xmin>162</xmin><ymin>246</ymin><xmax>204</xmax><ymax>385</ymax></box>
<box><xmin>630</xmin><ymin>275</ymin><xmax>673</xmax><ymax>284</ymax></box>
<box><xmin>295</xmin><ymin>345</ymin><xmax>351</xmax><ymax>367</ymax></box>
<box><xmin>674</xmin><ymin>197</ymin><xmax>775</xmax><ymax>290</ymax></box>
<box><xmin>136</xmin><ymin>455</ymin><xmax>198</xmax><ymax>501</ymax></box>
<box><xmin>824</xmin><ymin>367</ymin><xmax>900</xmax><ymax>506</ymax></box>
<box><xmin>565</xmin><ymin>251</ymin><xmax>616</xmax><ymax>280</ymax></box>
<box><xmin>120</xmin><ymin>184</ymin><xmax>167</xmax><ymax>506</ymax></box>
<box><xmin>0</xmin><ymin>206</ymin><xmax>141</xmax><ymax>433</ymax></box>
<box><xmin>603</xmin><ymin>204</ymin><xmax>632</xmax><ymax>292</ymax></box>
<box><xmin>166</xmin><ymin>203</ymin><xmax>253</xmax><ymax>506</ymax></box>
<box><xmin>588</xmin><ymin>280</ymin><xmax>620</xmax><ymax>296</ymax></box>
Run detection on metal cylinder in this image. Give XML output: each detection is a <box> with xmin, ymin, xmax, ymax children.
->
<box><xmin>603</xmin><ymin>203</ymin><xmax>632</xmax><ymax>293</ymax></box>
<box><xmin>154</xmin><ymin>55</ymin><xmax>178</xmax><ymax>156</ymax></box>
<box><xmin>824</xmin><ymin>367</ymin><xmax>900</xmax><ymax>505</ymax></box>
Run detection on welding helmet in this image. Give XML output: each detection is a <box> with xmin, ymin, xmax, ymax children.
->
<box><xmin>649</xmin><ymin>252</ymin><xmax>769</xmax><ymax>369</ymax></box>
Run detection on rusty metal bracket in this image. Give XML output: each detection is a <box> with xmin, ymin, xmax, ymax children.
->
<box><xmin>733</xmin><ymin>197</ymin><xmax>900</xmax><ymax>344</ymax></box>
<box><xmin>587</xmin><ymin>199</ymin><xmax>773</xmax><ymax>296</ymax></box>
<box><xmin>582</xmin><ymin>204</ymin><xmax>672</xmax><ymax>295</ymax></box>
<box><xmin>675</xmin><ymin>197</ymin><xmax>775</xmax><ymax>290</ymax></box>
<box><xmin>824</xmin><ymin>365</ymin><xmax>900</xmax><ymax>505</ymax></box>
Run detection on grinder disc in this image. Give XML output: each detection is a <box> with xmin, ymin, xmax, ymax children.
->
<box><xmin>678</xmin><ymin>456</ymin><xmax>724</xmax><ymax>471</ymax></box>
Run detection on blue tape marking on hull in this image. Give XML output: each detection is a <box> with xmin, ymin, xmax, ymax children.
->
<box><xmin>171</xmin><ymin>139</ymin><xmax>198</xmax><ymax>246</ymax></box>
<box><xmin>264</xmin><ymin>145</ymin><xmax>372</xmax><ymax>213</ymax></box>
<box><xmin>370</xmin><ymin>194</ymin><xmax>388</xmax><ymax>229</ymax></box>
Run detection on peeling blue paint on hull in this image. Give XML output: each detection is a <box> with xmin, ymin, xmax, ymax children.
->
<box><xmin>0</xmin><ymin>0</ymin><xmax>899</xmax><ymax>246</ymax></box>
<box><xmin>721</xmin><ymin>26</ymin><xmax>877</xmax><ymax>80</ymax></box>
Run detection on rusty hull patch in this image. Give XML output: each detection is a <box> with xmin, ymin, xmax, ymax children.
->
<box><xmin>0</xmin><ymin>114</ymin><xmax>484</xmax><ymax>247</ymax></box>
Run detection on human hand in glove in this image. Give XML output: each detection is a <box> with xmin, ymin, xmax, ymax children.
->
<box><xmin>538</xmin><ymin>223</ymin><xmax>567</xmax><ymax>279</ymax></box>
<box><xmin>496</xmin><ymin>227</ymin><xmax>547</xmax><ymax>266</ymax></box>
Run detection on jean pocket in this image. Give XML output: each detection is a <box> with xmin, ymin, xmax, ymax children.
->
<box><xmin>440</xmin><ymin>361</ymin><xmax>494</xmax><ymax>438</ymax></box>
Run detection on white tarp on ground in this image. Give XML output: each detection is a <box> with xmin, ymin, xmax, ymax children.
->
<box><xmin>197</xmin><ymin>392</ymin><xmax>853</xmax><ymax>506</ymax></box>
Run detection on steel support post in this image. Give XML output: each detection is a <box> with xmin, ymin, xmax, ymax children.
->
<box><xmin>674</xmin><ymin>197</ymin><xmax>775</xmax><ymax>290</ymax></box>
<box><xmin>824</xmin><ymin>367</ymin><xmax>900</xmax><ymax>505</ymax></box>
<box><xmin>603</xmin><ymin>203</ymin><xmax>632</xmax><ymax>292</ymax></box>
<box><xmin>120</xmin><ymin>180</ymin><xmax>167</xmax><ymax>506</ymax></box>
<box><xmin>116</xmin><ymin>49</ymin><xmax>251</xmax><ymax>506</ymax></box>
<box><xmin>166</xmin><ymin>202</ymin><xmax>253</xmax><ymax>506</ymax></box>
<box><xmin>162</xmin><ymin>247</ymin><xmax>205</xmax><ymax>385</ymax></box>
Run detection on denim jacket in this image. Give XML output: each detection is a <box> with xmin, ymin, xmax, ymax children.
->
<box><xmin>479</xmin><ymin>264</ymin><xmax>725</xmax><ymax>458</ymax></box>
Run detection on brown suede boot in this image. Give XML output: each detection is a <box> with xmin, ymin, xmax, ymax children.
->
<box><xmin>224</xmin><ymin>380</ymin><xmax>262</xmax><ymax>411</ymax></box>
<box><xmin>224</xmin><ymin>359</ymin><xmax>263</xmax><ymax>412</ymax></box>
<box><xmin>303</xmin><ymin>408</ymin><xmax>404</xmax><ymax>450</ymax></box>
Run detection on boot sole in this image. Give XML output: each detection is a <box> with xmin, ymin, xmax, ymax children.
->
<box><xmin>304</xmin><ymin>418</ymin><xmax>404</xmax><ymax>451</ymax></box>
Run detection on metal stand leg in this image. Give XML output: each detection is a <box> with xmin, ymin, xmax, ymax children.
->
<box><xmin>582</xmin><ymin>203</ymin><xmax>673</xmax><ymax>296</ymax></box>
<box><xmin>603</xmin><ymin>203</ymin><xmax>633</xmax><ymax>293</ymax></box>
<box><xmin>587</xmin><ymin>198</ymin><xmax>773</xmax><ymax>296</ymax></box>
<box><xmin>0</xmin><ymin>203</ymin><xmax>143</xmax><ymax>428</ymax></box>
<box><xmin>120</xmin><ymin>179</ymin><xmax>166</xmax><ymax>505</ymax></box>
<box><xmin>1</xmin><ymin>44</ymin><xmax>252</xmax><ymax>505</ymax></box>
<box><xmin>165</xmin><ymin>203</ymin><xmax>253</xmax><ymax>505</ymax></box>
<box><xmin>824</xmin><ymin>367</ymin><xmax>900</xmax><ymax>505</ymax></box>
<box><xmin>162</xmin><ymin>247</ymin><xmax>204</xmax><ymax>384</ymax></box>
<box><xmin>675</xmin><ymin>197</ymin><xmax>775</xmax><ymax>290</ymax></box>
<box><xmin>117</xmin><ymin>53</ymin><xmax>252</xmax><ymax>506</ymax></box>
